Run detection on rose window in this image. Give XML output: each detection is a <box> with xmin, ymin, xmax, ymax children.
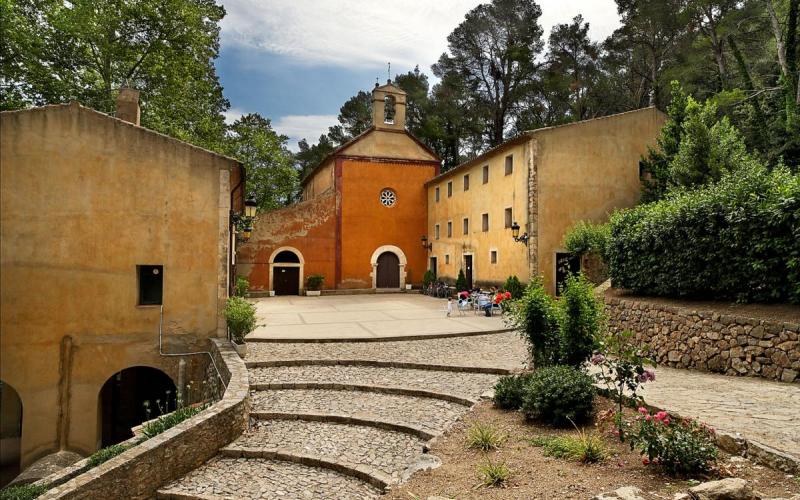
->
<box><xmin>380</xmin><ymin>189</ymin><xmax>396</xmax><ymax>207</ymax></box>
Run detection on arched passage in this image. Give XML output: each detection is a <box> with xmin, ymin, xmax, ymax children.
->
<box><xmin>269</xmin><ymin>246</ymin><xmax>304</xmax><ymax>295</ymax></box>
<box><xmin>0</xmin><ymin>380</ymin><xmax>22</xmax><ymax>487</ymax></box>
<box><xmin>98</xmin><ymin>366</ymin><xmax>176</xmax><ymax>447</ymax></box>
<box><xmin>370</xmin><ymin>245</ymin><xmax>407</xmax><ymax>289</ymax></box>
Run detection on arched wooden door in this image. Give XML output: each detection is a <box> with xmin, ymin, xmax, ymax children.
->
<box><xmin>376</xmin><ymin>252</ymin><xmax>400</xmax><ymax>288</ymax></box>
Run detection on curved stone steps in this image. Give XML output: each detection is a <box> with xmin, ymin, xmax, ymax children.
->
<box><xmin>222</xmin><ymin>419</ymin><xmax>428</xmax><ymax>483</ymax></box>
<box><xmin>250</xmin><ymin>388</ymin><xmax>471</xmax><ymax>436</ymax></box>
<box><xmin>157</xmin><ymin>456</ymin><xmax>381</xmax><ymax>499</ymax></box>
<box><xmin>248</xmin><ymin>364</ymin><xmax>500</xmax><ymax>401</ymax></box>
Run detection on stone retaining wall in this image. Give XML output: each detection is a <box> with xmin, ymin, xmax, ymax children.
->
<box><xmin>604</xmin><ymin>295</ymin><xmax>799</xmax><ymax>383</ymax></box>
<box><xmin>38</xmin><ymin>339</ymin><xmax>250</xmax><ymax>499</ymax></box>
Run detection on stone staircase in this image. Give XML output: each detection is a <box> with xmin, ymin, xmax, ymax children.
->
<box><xmin>156</xmin><ymin>332</ymin><xmax>526</xmax><ymax>499</ymax></box>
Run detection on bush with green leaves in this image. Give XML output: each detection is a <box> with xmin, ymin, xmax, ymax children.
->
<box><xmin>224</xmin><ymin>296</ymin><xmax>256</xmax><ymax>343</ymax></box>
<box><xmin>563</xmin><ymin>221</ymin><xmax>610</xmax><ymax>262</ymax></box>
<box><xmin>422</xmin><ymin>269</ymin><xmax>436</xmax><ymax>288</ymax></box>
<box><xmin>492</xmin><ymin>373</ymin><xmax>532</xmax><ymax>410</ymax></box>
<box><xmin>521</xmin><ymin>366</ymin><xmax>595</xmax><ymax>427</ymax></box>
<box><xmin>506</xmin><ymin>279</ymin><xmax>560</xmax><ymax>368</ymax></box>
<box><xmin>87</xmin><ymin>443</ymin><xmax>131</xmax><ymax>467</ymax></box>
<box><xmin>503</xmin><ymin>275</ymin><xmax>524</xmax><ymax>299</ymax></box>
<box><xmin>558</xmin><ymin>273</ymin><xmax>604</xmax><ymax>367</ymax></box>
<box><xmin>630</xmin><ymin>409</ymin><xmax>718</xmax><ymax>475</ymax></box>
<box><xmin>305</xmin><ymin>274</ymin><xmax>325</xmax><ymax>291</ymax></box>
<box><xmin>0</xmin><ymin>483</ymin><xmax>49</xmax><ymax>500</ymax></box>
<box><xmin>609</xmin><ymin>164</ymin><xmax>800</xmax><ymax>303</ymax></box>
<box><xmin>529</xmin><ymin>431</ymin><xmax>607</xmax><ymax>463</ymax></box>
<box><xmin>234</xmin><ymin>276</ymin><xmax>249</xmax><ymax>297</ymax></box>
<box><xmin>455</xmin><ymin>268</ymin><xmax>467</xmax><ymax>291</ymax></box>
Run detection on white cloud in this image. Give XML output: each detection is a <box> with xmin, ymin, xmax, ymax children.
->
<box><xmin>221</xmin><ymin>0</ymin><xmax>621</xmax><ymax>71</ymax></box>
<box><xmin>273</xmin><ymin>114</ymin><xmax>338</xmax><ymax>151</ymax></box>
<box><xmin>223</xmin><ymin>107</ymin><xmax>246</xmax><ymax>124</ymax></box>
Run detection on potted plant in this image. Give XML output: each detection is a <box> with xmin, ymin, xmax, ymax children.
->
<box><xmin>305</xmin><ymin>274</ymin><xmax>324</xmax><ymax>296</ymax></box>
<box><xmin>224</xmin><ymin>296</ymin><xmax>256</xmax><ymax>357</ymax></box>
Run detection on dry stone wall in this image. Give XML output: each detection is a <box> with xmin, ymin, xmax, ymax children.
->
<box><xmin>604</xmin><ymin>295</ymin><xmax>799</xmax><ymax>383</ymax></box>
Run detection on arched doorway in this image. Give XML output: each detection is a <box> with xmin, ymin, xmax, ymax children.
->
<box><xmin>376</xmin><ymin>252</ymin><xmax>400</xmax><ymax>288</ymax></box>
<box><xmin>98</xmin><ymin>367</ymin><xmax>176</xmax><ymax>447</ymax></box>
<box><xmin>269</xmin><ymin>247</ymin><xmax>304</xmax><ymax>295</ymax></box>
<box><xmin>0</xmin><ymin>381</ymin><xmax>22</xmax><ymax>487</ymax></box>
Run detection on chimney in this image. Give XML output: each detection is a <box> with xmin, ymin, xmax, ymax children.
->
<box><xmin>116</xmin><ymin>87</ymin><xmax>140</xmax><ymax>126</ymax></box>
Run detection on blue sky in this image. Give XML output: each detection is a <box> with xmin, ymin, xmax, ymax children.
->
<box><xmin>217</xmin><ymin>0</ymin><xmax>622</xmax><ymax>150</ymax></box>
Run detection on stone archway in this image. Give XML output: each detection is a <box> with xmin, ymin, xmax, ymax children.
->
<box><xmin>369</xmin><ymin>245</ymin><xmax>407</xmax><ymax>289</ymax></box>
<box><xmin>268</xmin><ymin>247</ymin><xmax>304</xmax><ymax>295</ymax></box>
<box><xmin>0</xmin><ymin>380</ymin><xmax>22</xmax><ymax>487</ymax></box>
<box><xmin>98</xmin><ymin>366</ymin><xmax>176</xmax><ymax>447</ymax></box>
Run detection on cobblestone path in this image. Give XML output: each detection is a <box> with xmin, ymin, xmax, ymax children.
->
<box><xmin>157</xmin><ymin>332</ymin><xmax>526</xmax><ymax>499</ymax></box>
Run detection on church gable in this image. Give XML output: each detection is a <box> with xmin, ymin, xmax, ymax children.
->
<box><xmin>337</xmin><ymin>127</ymin><xmax>439</xmax><ymax>162</ymax></box>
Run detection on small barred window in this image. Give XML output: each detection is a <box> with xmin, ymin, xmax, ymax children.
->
<box><xmin>380</xmin><ymin>189</ymin><xmax>396</xmax><ymax>207</ymax></box>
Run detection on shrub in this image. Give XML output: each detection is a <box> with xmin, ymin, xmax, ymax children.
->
<box><xmin>305</xmin><ymin>274</ymin><xmax>325</xmax><ymax>291</ymax></box>
<box><xmin>529</xmin><ymin>431</ymin><xmax>607</xmax><ymax>463</ymax></box>
<box><xmin>466</xmin><ymin>422</ymin><xmax>506</xmax><ymax>451</ymax></box>
<box><xmin>142</xmin><ymin>404</ymin><xmax>205</xmax><ymax>438</ymax></box>
<box><xmin>608</xmin><ymin>165</ymin><xmax>800</xmax><ymax>304</ymax></box>
<box><xmin>0</xmin><ymin>483</ymin><xmax>49</xmax><ymax>500</ymax></box>
<box><xmin>501</xmin><ymin>275</ymin><xmax>523</xmax><ymax>299</ymax></box>
<box><xmin>422</xmin><ymin>269</ymin><xmax>435</xmax><ymax>288</ymax></box>
<box><xmin>492</xmin><ymin>373</ymin><xmax>531</xmax><ymax>410</ymax></box>
<box><xmin>557</xmin><ymin>273</ymin><xmax>604</xmax><ymax>367</ymax></box>
<box><xmin>455</xmin><ymin>268</ymin><xmax>467</xmax><ymax>292</ymax></box>
<box><xmin>563</xmin><ymin>221</ymin><xmax>610</xmax><ymax>262</ymax></box>
<box><xmin>521</xmin><ymin>366</ymin><xmax>595</xmax><ymax>427</ymax></box>
<box><xmin>234</xmin><ymin>276</ymin><xmax>249</xmax><ymax>297</ymax></box>
<box><xmin>224</xmin><ymin>296</ymin><xmax>256</xmax><ymax>343</ymax></box>
<box><xmin>87</xmin><ymin>443</ymin><xmax>131</xmax><ymax>467</ymax></box>
<box><xmin>630</xmin><ymin>409</ymin><xmax>718</xmax><ymax>475</ymax></box>
<box><xmin>506</xmin><ymin>280</ymin><xmax>561</xmax><ymax>368</ymax></box>
<box><xmin>476</xmin><ymin>459</ymin><xmax>511</xmax><ymax>487</ymax></box>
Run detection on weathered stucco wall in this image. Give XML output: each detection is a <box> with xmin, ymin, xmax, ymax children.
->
<box><xmin>237</xmin><ymin>189</ymin><xmax>337</xmax><ymax>292</ymax></box>
<box><xmin>426</xmin><ymin>140</ymin><xmax>530</xmax><ymax>286</ymax></box>
<box><xmin>605</xmin><ymin>293</ymin><xmax>800</xmax><ymax>383</ymax></box>
<box><xmin>0</xmin><ymin>104</ymin><xmax>237</xmax><ymax>467</ymax></box>
<box><xmin>534</xmin><ymin>107</ymin><xmax>665</xmax><ymax>294</ymax></box>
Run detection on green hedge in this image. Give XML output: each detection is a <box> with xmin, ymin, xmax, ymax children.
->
<box><xmin>608</xmin><ymin>165</ymin><xmax>800</xmax><ymax>303</ymax></box>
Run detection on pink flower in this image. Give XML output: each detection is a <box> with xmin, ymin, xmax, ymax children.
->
<box><xmin>654</xmin><ymin>411</ymin><xmax>668</xmax><ymax>421</ymax></box>
<box><xmin>642</xmin><ymin>458</ymin><xmax>650</xmax><ymax>465</ymax></box>
<box><xmin>504</xmin><ymin>291</ymin><xmax>512</xmax><ymax>299</ymax></box>
<box><xmin>590</xmin><ymin>353</ymin><xmax>606</xmax><ymax>365</ymax></box>
<box><xmin>638</xmin><ymin>407</ymin><xmax>649</xmax><ymax>415</ymax></box>
<box><xmin>645</xmin><ymin>415</ymin><xmax>652</xmax><ymax>421</ymax></box>
<box><xmin>662</xmin><ymin>417</ymin><xmax>671</xmax><ymax>426</ymax></box>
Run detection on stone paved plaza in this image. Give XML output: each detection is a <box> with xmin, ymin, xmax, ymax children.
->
<box><xmin>159</xmin><ymin>295</ymin><xmax>799</xmax><ymax>499</ymax></box>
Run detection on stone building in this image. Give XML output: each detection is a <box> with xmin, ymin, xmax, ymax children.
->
<box><xmin>238</xmin><ymin>82</ymin><xmax>440</xmax><ymax>293</ymax></box>
<box><xmin>0</xmin><ymin>90</ymin><xmax>244</xmax><ymax>485</ymax></box>
<box><xmin>426</xmin><ymin>107</ymin><xmax>665</xmax><ymax>295</ymax></box>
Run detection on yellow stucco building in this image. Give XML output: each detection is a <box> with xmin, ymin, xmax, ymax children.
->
<box><xmin>0</xmin><ymin>90</ymin><xmax>244</xmax><ymax>484</ymax></box>
<box><xmin>427</xmin><ymin>107</ymin><xmax>665</xmax><ymax>295</ymax></box>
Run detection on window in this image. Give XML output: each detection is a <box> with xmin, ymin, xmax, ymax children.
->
<box><xmin>434</xmin><ymin>224</ymin><xmax>440</xmax><ymax>240</ymax></box>
<box><xmin>445</xmin><ymin>254</ymin><xmax>450</xmax><ymax>265</ymax></box>
<box><xmin>463</xmin><ymin>217</ymin><xmax>469</xmax><ymax>235</ymax></box>
<box><xmin>504</xmin><ymin>207</ymin><xmax>513</xmax><ymax>228</ymax></box>
<box><xmin>482</xmin><ymin>213</ymin><xmax>489</xmax><ymax>232</ymax></box>
<box><xmin>447</xmin><ymin>221</ymin><xmax>453</xmax><ymax>237</ymax></box>
<box><xmin>490</xmin><ymin>250</ymin><xmax>498</xmax><ymax>264</ymax></box>
<box><xmin>505</xmin><ymin>154</ymin><xmax>513</xmax><ymax>175</ymax></box>
<box><xmin>137</xmin><ymin>265</ymin><xmax>163</xmax><ymax>305</ymax></box>
<box><xmin>482</xmin><ymin>165</ymin><xmax>489</xmax><ymax>184</ymax></box>
<box><xmin>463</xmin><ymin>174</ymin><xmax>470</xmax><ymax>191</ymax></box>
<box><xmin>447</xmin><ymin>181</ymin><xmax>453</xmax><ymax>197</ymax></box>
<box><xmin>379</xmin><ymin>188</ymin><xmax>396</xmax><ymax>207</ymax></box>
<box><xmin>435</xmin><ymin>186</ymin><xmax>440</xmax><ymax>202</ymax></box>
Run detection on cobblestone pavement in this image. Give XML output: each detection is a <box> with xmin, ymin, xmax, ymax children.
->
<box><xmin>246</xmin><ymin>331</ymin><xmax>529</xmax><ymax>371</ymax></box>
<box><xmin>158</xmin><ymin>457</ymin><xmax>381</xmax><ymax>499</ymax></box>
<box><xmin>248</xmin><ymin>365</ymin><xmax>499</xmax><ymax>399</ymax></box>
<box><xmin>230</xmin><ymin>420</ymin><xmax>426</xmax><ymax>480</ymax></box>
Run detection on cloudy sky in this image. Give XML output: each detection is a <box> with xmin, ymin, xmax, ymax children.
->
<box><xmin>217</xmin><ymin>0</ymin><xmax>622</xmax><ymax>150</ymax></box>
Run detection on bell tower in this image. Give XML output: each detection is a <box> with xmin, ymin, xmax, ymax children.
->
<box><xmin>372</xmin><ymin>80</ymin><xmax>406</xmax><ymax>131</ymax></box>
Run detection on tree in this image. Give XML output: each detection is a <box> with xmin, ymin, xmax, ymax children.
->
<box><xmin>226</xmin><ymin>114</ymin><xmax>298</xmax><ymax>211</ymax></box>
<box><xmin>295</xmin><ymin>135</ymin><xmax>335</xmax><ymax>180</ymax></box>
<box><xmin>1</xmin><ymin>0</ymin><xmax>230</xmax><ymax>152</ymax></box>
<box><xmin>327</xmin><ymin>90</ymin><xmax>372</xmax><ymax>145</ymax></box>
<box><xmin>433</xmin><ymin>0</ymin><xmax>545</xmax><ymax>148</ymax></box>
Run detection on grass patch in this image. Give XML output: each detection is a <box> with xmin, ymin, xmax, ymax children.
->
<box><xmin>87</xmin><ymin>443</ymin><xmax>132</xmax><ymax>467</ymax></box>
<box><xmin>476</xmin><ymin>459</ymin><xmax>511</xmax><ymax>487</ymax></box>
<box><xmin>0</xmin><ymin>483</ymin><xmax>49</xmax><ymax>500</ymax></box>
<box><xmin>528</xmin><ymin>430</ymin><xmax>607</xmax><ymax>464</ymax></box>
<box><xmin>466</xmin><ymin>422</ymin><xmax>506</xmax><ymax>452</ymax></box>
<box><xmin>142</xmin><ymin>404</ymin><xmax>205</xmax><ymax>438</ymax></box>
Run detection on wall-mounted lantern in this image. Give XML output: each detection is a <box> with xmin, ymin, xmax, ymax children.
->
<box><xmin>244</xmin><ymin>196</ymin><xmax>258</xmax><ymax>218</ymax></box>
<box><xmin>510</xmin><ymin>221</ymin><xmax>529</xmax><ymax>246</ymax></box>
<box><xmin>421</xmin><ymin>235</ymin><xmax>432</xmax><ymax>251</ymax></box>
<box><xmin>241</xmin><ymin>226</ymin><xmax>253</xmax><ymax>241</ymax></box>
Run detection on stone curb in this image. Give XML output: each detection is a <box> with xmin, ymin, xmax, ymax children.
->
<box><xmin>217</xmin><ymin>447</ymin><xmax>391</xmax><ymax>489</ymax></box>
<box><xmin>245</xmin><ymin>328</ymin><xmax>515</xmax><ymax>343</ymax></box>
<box><xmin>245</xmin><ymin>358</ymin><xmax>515</xmax><ymax>375</ymax></box>
<box><xmin>250</xmin><ymin>382</ymin><xmax>477</xmax><ymax>406</ymax></box>
<box><xmin>156</xmin><ymin>491</ymin><xmax>219</xmax><ymax>500</ymax></box>
<box><xmin>249</xmin><ymin>411</ymin><xmax>438</xmax><ymax>441</ymax></box>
